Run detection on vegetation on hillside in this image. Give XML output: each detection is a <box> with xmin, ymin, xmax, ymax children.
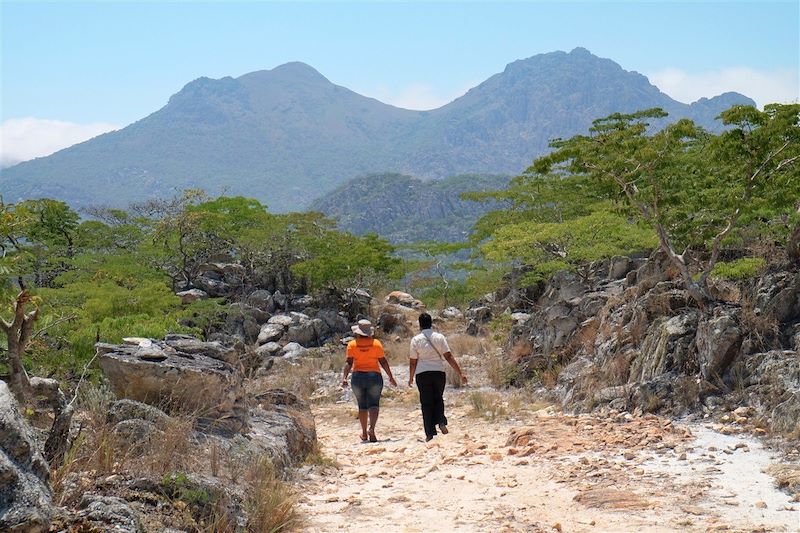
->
<box><xmin>0</xmin><ymin>193</ymin><xmax>401</xmax><ymax>379</ymax></box>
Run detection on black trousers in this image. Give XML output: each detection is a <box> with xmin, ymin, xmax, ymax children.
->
<box><xmin>416</xmin><ymin>371</ymin><xmax>447</xmax><ymax>438</ymax></box>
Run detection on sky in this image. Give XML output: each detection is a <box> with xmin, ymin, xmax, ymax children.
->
<box><xmin>1</xmin><ymin>0</ymin><xmax>798</xmax><ymax>167</ymax></box>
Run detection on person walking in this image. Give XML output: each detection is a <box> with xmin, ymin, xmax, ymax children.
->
<box><xmin>341</xmin><ymin>319</ymin><xmax>397</xmax><ymax>442</ymax></box>
<box><xmin>408</xmin><ymin>312</ymin><xmax>467</xmax><ymax>441</ymax></box>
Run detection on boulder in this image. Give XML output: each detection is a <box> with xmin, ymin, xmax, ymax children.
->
<box><xmin>246</xmin><ymin>289</ymin><xmax>274</xmax><ymax>312</ymax></box>
<box><xmin>98</xmin><ymin>338</ymin><xmax>247</xmax><ymax>435</ymax></box>
<box><xmin>107</xmin><ymin>399</ymin><xmax>171</xmax><ymax>429</ymax></box>
<box><xmin>466</xmin><ymin>306</ymin><xmax>492</xmax><ymax>323</ymax></box>
<box><xmin>176</xmin><ymin>288</ymin><xmax>208</xmax><ymax>304</ymax></box>
<box><xmin>272</xmin><ymin>290</ymin><xmax>288</xmax><ymax>311</ymax></box>
<box><xmin>268</xmin><ymin>314</ymin><xmax>294</xmax><ymax>328</ymax></box>
<box><xmin>630</xmin><ymin>312</ymin><xmax>699</xmax><ymax>382</ymax></box>
<box><xmin>385</xmin><ymin>290</ymin><xmax>424</xmax><ymax>309</ymax></box>
<box><xmin>441</xmin><ymin>306</ymin><xmax>464</xmax><ymax>320</ymax></box>
<box><xmin>608</xmin><ymin>256</ymin><xmax>634</xmax><ymax>280</ymax></box>
<box><xmin>228</xmin><ymin>303</ymin><xmax>269</xmax><ymax>325</ymax></box>
<box><xmin>257</xmin><ymin>323</ymin><xmax>285</xmax><ymax>345</ymax></box>
<box><xmin>754</xmin><ymin>272</ymin><xmax>800</xmax><ymax>324</ymax></box>
<box><xmin>0</xmin><ymin>382</ymin><xmax>54</xmax><ymax>533</ymax></box>
<box><xmin>246</xmin><ymin>391</ymin><xmax>317</xmax><ymax>470</ymax></box>
<box><xmin>76</xmin><ymin>494</ymin><xmax>143</xmax><ymax>533</ymax></box>
<box><xmin>696</xmin><ymin>307</ymin><xmax>742</xmax><ymax>380</ymax></box>
<box><xmin>255</xmin><ymin>342</ymin><xmax>282</xmax><ymax>358</ymax></box>
<box><xmin>284</xmin><ymin>318</ymin><xmax>328</xmax><ymax>347</ymax></box>
<box><xmin>111</xmin><ymin>419</ymin><xmax>164</xmax><ymax>453</ymax></box>
<box><xmin>315</xmin><ymin>309</ymin><xmax>351</xmax><ymax>334</ymax></box>
<box><xmin>280</xmin><ymin>342</ymin><xmax>309</xmax><ymax>358</ymax></box>
<box><xmin>290</xmin><ymin>295</ymin><xmax>314</xmax><ymax>311</ymax></box>
<box><xmin>510</xmin><ymin>312</ymin><xmax>531</xmax><ymax>324</ymax></box>
<box><xmin>289</xmin><ymin>311</ymin><xmax>311</xmax><ymax>323</ymax></box>
<box><xmin>193</xmin><ymin>275</ymin><xmax>231</xmax><ymax>297</ymax></box>
<box><xmin>377</xmin><ymin>310</ymin><xmax>411</xmax><ymax>335</ymax></box>
<box><xmin>163</xmin><ymin>335</ymin><xmax>241</xmax><ymax>365</ymax></box>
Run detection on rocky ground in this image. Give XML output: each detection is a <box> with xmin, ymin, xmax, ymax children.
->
<box><xmin>295</xmin><ymin>363</ymin><xmax>800</xmax><ymax>533</ymax></box>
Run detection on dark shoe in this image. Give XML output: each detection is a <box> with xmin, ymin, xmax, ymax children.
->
<box><xmin>425</xmin><ymin>435</ymin><xmax>434</xmax><ymax>442</ymax></box>
<box><xmin>368</xmin><ymin>430</ymin><xmax>377</xmax><ymax>443</ymax></box>
<box><xmin>438</xmin><ymin>424</ymin><xmax>449</xmax><ymax>435</ymax></box>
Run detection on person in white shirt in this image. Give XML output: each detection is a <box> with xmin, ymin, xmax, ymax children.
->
<box><xmin>408</xmin><ymin>312</ymin><xmax>468</xmax><ymax>441</ymax></box>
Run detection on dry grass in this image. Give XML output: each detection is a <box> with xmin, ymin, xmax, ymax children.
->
<box><xmin>467</xmin><ymin>390</ymin><xmax>509</xmax><ymax>421</ymax></box>
<box><xmin>254</xmin><ymin>353</ymin><xmax>342</xmax><ymax>400</ymax></box>
<box><xmin>302</xmin><ymin>440</ymin><xmax>340</xmax><ymax>469</ymax></box>
<box><xmin>244</xmin><ymin>457</ymin><xmax>299</xmax><ymax>532</ymax></box>
<box><xmin>54</xmin><ymin>386</ymin><xmax>300</xmax><ymax>532</ymax></box>
<box><xmin>739</xmin><ymin>301</ymin><xmax>781</xmax><ymax>352</ymax></box>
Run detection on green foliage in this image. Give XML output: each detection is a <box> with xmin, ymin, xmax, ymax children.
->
<box><xmin>710</xmin><ymin>257</ymin><xmax>766</xmax><ymax>280</ymax></box>
<box><xmin>481</xmin><ymin>204</ymin><xmax>657</xmax><ymax>283</ymax></box>
<box><xmin>474</xmin><ymin>104</ymin><xmax>800</xmax><ymax>299</ymax></box>
<box><xmin>1</xmin><ymin>191</ymin><xmax>401</xmax><ymax>380</ymax></box>
<box><xmin>291</xmin><ymin>231</ymin><xmax>403</xmax><ymax>291</ymax></box>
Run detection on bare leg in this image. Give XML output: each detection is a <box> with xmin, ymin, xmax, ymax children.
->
<box><xmin>368</xmin><ymin>407</ymin><xmax>379</xmax><ymax>442</ymax></box>
<box><xmin>358</xmin><ymin>410</ymin><xmax>368</xmax><ymax>441</ymax></box>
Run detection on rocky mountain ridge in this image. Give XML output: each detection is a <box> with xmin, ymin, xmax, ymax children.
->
<box><xmin>310</xmin><ymin>172</ymin><xmax>511</xmax><ymax>243</ymax></box>
<box><xmin>1</xmin><ymin>48</ymin><xmax>754</xmax><ymax>212</ymax></box>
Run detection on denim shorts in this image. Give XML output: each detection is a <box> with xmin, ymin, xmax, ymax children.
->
<box><xmin>350</xmin><ymin>371</ymin><xmax>383</xmax><ymax>409</ymax></box>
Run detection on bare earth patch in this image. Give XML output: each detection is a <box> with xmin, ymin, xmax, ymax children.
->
<box><xmin>295</xmin><ymin>385</ymin><xmax>799</xmax><ymax>532</ymax></box>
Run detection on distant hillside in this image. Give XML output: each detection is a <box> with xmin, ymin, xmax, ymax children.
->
<box><xmin>311</xmin><ymin>173</ymin><xmax>511</xmax><ymax>243</ymax></box>
<box><xmin>0</xmin><ymin>48</ymin><xmax>755</xmax><ymax>211</ymax></box>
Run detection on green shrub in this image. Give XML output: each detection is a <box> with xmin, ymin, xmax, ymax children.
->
<box><xmin>710</xmin><ymin>257</ymin><xmax>766</xmax><ymax>280</ymax></box>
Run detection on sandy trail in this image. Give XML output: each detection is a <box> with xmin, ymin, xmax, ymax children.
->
<box><xmin>295</xmin><ymin>382</ymin><xmax>798</xmax><ymax>533</ymax></box>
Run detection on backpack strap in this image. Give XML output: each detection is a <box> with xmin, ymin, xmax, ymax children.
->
<box><xmin>422</xmin><ymin>331</ymin><xmax>444</xmax><ymax>361</ymax></box>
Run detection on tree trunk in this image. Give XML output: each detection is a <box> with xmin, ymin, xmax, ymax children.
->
<box><xmin>2</xmin><ymin>290</ymin><xmax>74</xmax><ymax>466</ymax></box>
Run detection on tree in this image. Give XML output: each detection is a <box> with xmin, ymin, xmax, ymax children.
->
<box><xmin>529</xmin><ymin>104</ymin><xmax>800</xmax><ymax>306</ymax></box>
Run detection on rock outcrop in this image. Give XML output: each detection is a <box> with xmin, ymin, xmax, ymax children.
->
<box><xmin>0</xmin><ymin>382</ymin><xmax>54</xmax><ymax>532</ymax></box>
<box><xmin>488</xmin><ymin>251</ymin><xmax>800</xmax><ymax>430</ymax></box>
<box><xmin>97</xmin><ymin>336</ymin><xmax>248</xmax><ymax>435</ymax></box>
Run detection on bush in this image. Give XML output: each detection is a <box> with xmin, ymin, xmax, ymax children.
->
<box><xmin>710</xmin><ymin>257</ymin><xmax>766</xmax><ymax>280</ymax></box>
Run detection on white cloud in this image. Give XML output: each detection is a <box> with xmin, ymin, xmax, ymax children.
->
<box><xmin>0</xmin><ymin>117</ymin><xmax>119</xmax><ymax>168</ymax></box>
<box><xmin>647</xmin><ymin>66</ymin><xmax>799</xmax><ymax>108</ymax></box>
<box><xmin>358</xmin><ymin>82</ymin><xmax>474</xmax><ymax>110</ymax></box>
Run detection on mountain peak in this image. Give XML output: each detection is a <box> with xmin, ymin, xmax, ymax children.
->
<box><xmin>270</xmin><ymin>61</ymin><xmax>329</xmax><ymax>81</ymax></box>
<box><xmin>569</xmin><ymin>46</ymin><xmax>593</xmax><ymax>56</ymax></box>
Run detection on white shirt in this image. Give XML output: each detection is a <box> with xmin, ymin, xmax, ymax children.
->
<box><xmin>409</xmin><ymin>329</ymin><xmax>451</xmax><ymax>375</ymax></box>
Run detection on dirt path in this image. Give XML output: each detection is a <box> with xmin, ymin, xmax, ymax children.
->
<box><xmin>295</xmin><ymin>378</ymin><xmax>799</xmax><ymax>532</ymax></box>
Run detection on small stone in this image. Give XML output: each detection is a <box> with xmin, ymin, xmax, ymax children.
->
<box><xmin>623</xmin><ymin>452</ymin><xmax>636</xmax><ymax>460</ymax></box>
<box><xmin>679</xmin><ymin>453</ymin><xmax>687</xmax><ymax>460</ymax></box>
<box><xmin>553</xmin><ymin>523</ymin><xmax>562</xmax><ymax>532</ymax></box>
<box><xmin>754</xmin><ymin>501</ymin><xmax>767</xmax><ymax>509</ymax></box>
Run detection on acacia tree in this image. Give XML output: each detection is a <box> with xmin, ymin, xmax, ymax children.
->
<box><xmin>530</xmin><ymin>104</ymin><xmax>800</xmax><ymax>307</ymax></box>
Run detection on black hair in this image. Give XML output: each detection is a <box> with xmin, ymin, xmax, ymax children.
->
<box><xmin>418</xmin><ymin>312</ymin><xmax>432</xmax><ymax>329</ymax></box>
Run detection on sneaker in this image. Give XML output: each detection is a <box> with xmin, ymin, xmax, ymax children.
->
<box><xmin>438</xmin><ymin>424</ymin><xmax>449</xmax><ymax>435</ymax></box>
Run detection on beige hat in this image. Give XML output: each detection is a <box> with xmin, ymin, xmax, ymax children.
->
<box><xmin>351</xmin><ymin>319</ymin><xmax>374</xmax><ymax>337</ymax></box>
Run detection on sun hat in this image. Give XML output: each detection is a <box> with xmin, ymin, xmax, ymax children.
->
<box><xmin>351</xmin><ymin>319</ymin><xmax>374</xmax><ymax>337</ymax></box>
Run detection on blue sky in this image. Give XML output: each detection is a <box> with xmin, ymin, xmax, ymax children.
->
<box><xmin>1</xmin><ymin>1</ymin><xmax>798</xmax><ymax>165</ymax></box>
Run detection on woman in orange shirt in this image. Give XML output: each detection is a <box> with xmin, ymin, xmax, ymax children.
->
<box><xmin>341</xmin><ymin>319</ymin><xmax>398</xmax><ymax>442</ymax></box>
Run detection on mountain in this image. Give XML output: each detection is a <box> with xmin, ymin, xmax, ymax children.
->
<box><xmin>310</xmin><ymin>173</ymin><xmax>511</xmax><ymax>243</ymax></box>
<box><xmin>0</xmin><ymin>48</ymin><xmax>755</xmax><ymax>211</ymax></box>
